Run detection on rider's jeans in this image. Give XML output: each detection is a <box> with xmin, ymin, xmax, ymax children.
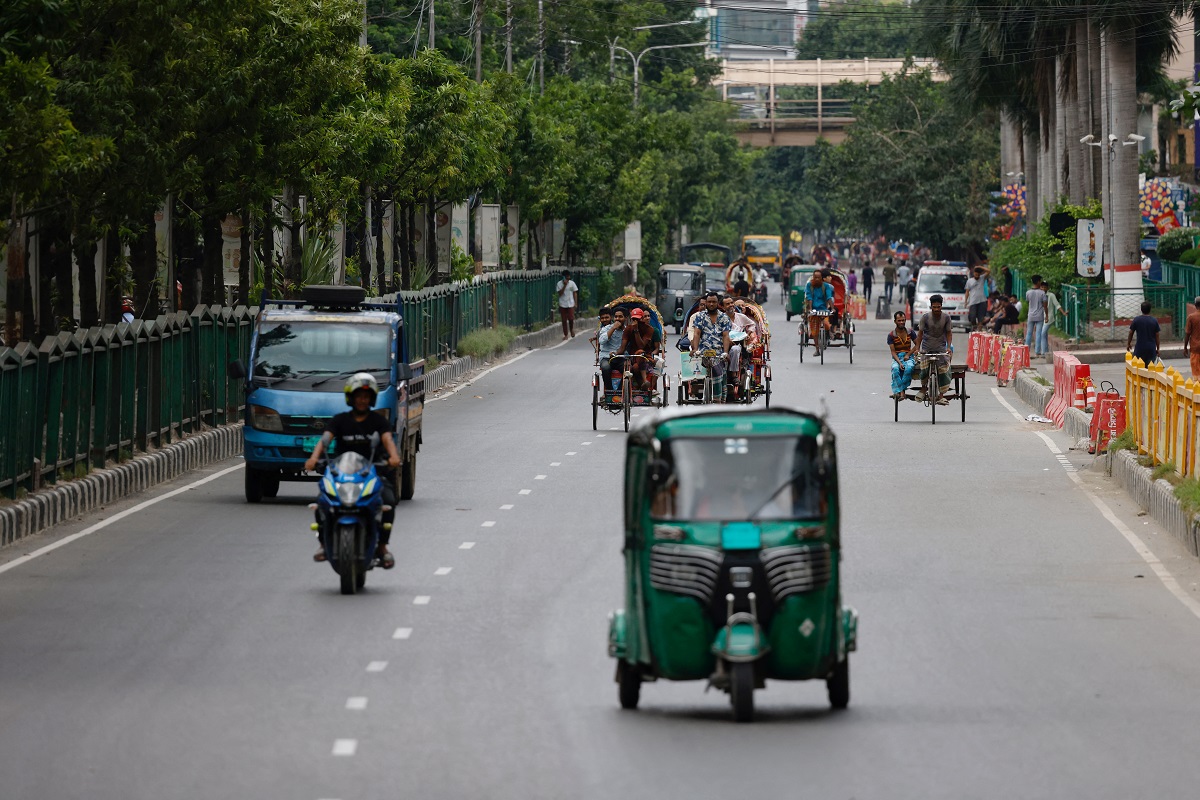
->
<box><xmin>1035</xmin><ymin>320</ymin><xmax>1050</xmax><ymax>355</ymax></box>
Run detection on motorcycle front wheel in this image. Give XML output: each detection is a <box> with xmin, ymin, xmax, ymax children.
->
<box><xmin>338</xmin><ymin>523</ymin><xmax>359</xmax><ymax>595</ymax></box>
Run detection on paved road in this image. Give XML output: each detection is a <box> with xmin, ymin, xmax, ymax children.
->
<box><xmin>5</xmin><ymin>284</ymin><xmax>1200</xmax><ymax>799</ymax></box>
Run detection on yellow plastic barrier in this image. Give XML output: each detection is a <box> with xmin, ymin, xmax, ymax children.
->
<box><xmin>1125</xmin><ymin>356</ymin><xmax>1200</xmax><ymax>477</ymax></box>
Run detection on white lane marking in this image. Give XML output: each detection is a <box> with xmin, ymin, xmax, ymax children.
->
<box><xmin>413</xmin><ymin>595</ymin><xmax>431</xmax><ymax>605</ymax></box>
<box><xmin>332</xmin><ymin>739</ymin><xmax>358</xmax><ymax>757</ymax></box>
<box><xmin>426</xmin><ymin>336</ymin><xmax>575</xmax><ymax>404</ymax></box>
<box><xmin>500</xmin><ymin>504</ymin><xmax>514</xmax><ymax>510</ymax></box>
<box><xmin>566</xmin><ymin>452</ymin><xmax>577</xmax><ymax>456</ymax></box>
<box><xmin>991</xmin><ymin>387</ymin><xmax>1200</xmax><ymax>622</ymax></box>
<box><xmin>0</xmin><ymin>463</ymin><xmax>243</xmax><ymax>577</ymax></box>
<box><xmin>392</xmin><ymin>627</ymin><xmax>413</xmax><ymax>640</ymax></box>
<box><xmin>550</xmin><ymin>462</ymin><xmax>561</xmax><ymax>467</ymax></box>
<box><xmin>596</xmin><ymin>434</ymin><xmax>607</xmax><ymax>438</ymax></box>
<box><xmin>366</xmin><ymin>661</ymin><xmax>388</xmax><ymax>672</ymax></box>
<box><xmin>519</xmin><ymin>489</ymin><xmax>532</xmax><ymax>495</ymax></box>
<box><xmin>582</xmin><ymin>442</ymin><xmax>592</xmax><ymax>446</ymax></box>
<box><xmin>459</xmin><ymin>542</ymin><xmax>476</xmax><ymax>549</ymax></box>
<box><xmin>481</xmin><ymin>520</ymin><xmax>496</xmax><ymax>527</ymax></box>
<box><xmin>534</xmin><ymin>474</ymin><xmax>547</xmax><ymax>480</ymax></box>
<box><xmin>346</xmin><ymin>697</ymin><xmax>368</xmax><ymax>711</ymax></box>
<box><xmin>609</xmin><ymin>427</ymin><xmax>620</xmax><ymax>431</ymax></box>
<box><xmin>434</xmin><ymin>567</ymin><xmax>452</xmax><ymax>576</ymax></box>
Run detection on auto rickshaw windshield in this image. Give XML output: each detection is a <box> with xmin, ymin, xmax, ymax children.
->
<box><xmin>661</xmin><ymin>271</ymin><xmax>703</xmax><ymax>291</ymax></box>
<box><xmin>650</xmin><ymin>436</ymin><xmax>822</xmax><ymax>521</ymax></box>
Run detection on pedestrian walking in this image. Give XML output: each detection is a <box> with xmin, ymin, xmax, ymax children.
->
<box><xmin>883</xmin><ymin>258</ymin><xmax>896</xmax><ymax>302</ymax></box>
<box><xmin>1185</xmin><ymin>297</ymin><xmax>1200</xmax><ymax>378</ymax></box>
<box><xmin>1126</xmin><ymin>301</ymin><xmax>1161</xmax><ymax>365</ymax></box>
<box><xmin>1024</xmin><ymin>275</ymin><xmax>1047</xmax><ymax>356</ymax></box>
<box><xmin>848</xmin><ymin>268</ymin><xmax>857</xmax><ymax>295</ymax></box>
<box><xmin>1039</xmin><ymin>279</ymin><xmax>1066</xmax><ymax>355</ymax></box>
<box><xmin>861</xmin><ymin>263</ymin><xmax>874</xmax><ymax>303</ymax></box>
<box><xmin>964</xmin><ymin>266</ymin><xmax>992</xmax><ymax>331</ymax></box>
<box><xmin>556</xmin><ymin>269</ymin><xmax>579</xmax><ymax>339</ymax></box>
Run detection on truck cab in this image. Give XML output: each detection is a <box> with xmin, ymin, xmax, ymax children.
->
<box><xmin>228</xmin><ymin>286</ymin><xmax>424</xmax><ymax>503</ymax></box>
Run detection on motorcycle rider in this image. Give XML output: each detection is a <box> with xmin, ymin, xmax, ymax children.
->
<box><xmin>304</xmin><ymin>373</ymin><xmax>401</xmax><ymax>568</ymax></box>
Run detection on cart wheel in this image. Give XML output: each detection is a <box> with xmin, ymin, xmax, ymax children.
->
<box><xmin>847</xmin><ymin>331</ymin><xmax>854</xmax><ymax>364</ymax></box>
<box><xmin>894</xmin><ymin>393</ymin><xmax>899</xmax><ymax>422</ymax></box>
<box><xmin>730</xmin><ymin>662</ymin><xmax>754</xmax><ymax>723</ymax></box>
<box><xmin>661</xmin><ymin>375</ymin><xmax>670</xmax><ymax>408</ymax></box>
<box><xmin>623</xmin><ymin>383</ymin><xmax>631</xmax><ymax>432</ymax></box>
<box><xmin>819</xmin><ymin>335</ymin><xmax>825</xmax><ymax>365</ymax></box>
<box><xmin>786</xmin><ymin>311</ymin><xmax>792</xmax><ymax>321</ymax></box>
<box><xmin>960</xmin><ymin>375</ymin><xmax>967</xmax><ymax>422</ymax></box>
<box><xmin>931</xmin><ymin>393</ymin><xmax>937</xmax><ymax>425</ymax></box>
<box><xmin>592</xmin><ymin>383</ymin><xmax>599</xmax><ymax>430</ymax></box>
<box><xmin>677</xmin><ymin>385</ymin><xmax>684</xmax><ymax>406</ymax></box>
<box><xmin>764</xmin><ymin>377</ymin><xmax>771</xmax><ymax>408</ymax></box>
<box><xmin>827</xmin><ymin>657</ymin><xmax>850</xmax><ymax>710</ymax></box>
<box><xmin>617</xmin><ymin>661</ymin><xmax>641</xmax><ymax>710</ymax></box>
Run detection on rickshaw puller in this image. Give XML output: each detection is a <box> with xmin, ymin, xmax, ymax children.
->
<box><xmin>804</xmin><ymin>270</ymin><xmax>836</xmax><ymax>354</ymax></box>
<box><xmin>914</xmin><ymin>294</ymin><xmax>954</xmax><ymax>404</ymax></box>
<box><xmin>689</xmin><ymin>292</ymin><xmax>733</xmax><ymax>400</ymax></box>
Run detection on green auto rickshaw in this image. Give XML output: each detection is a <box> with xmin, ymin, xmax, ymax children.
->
<box><xmin>785</xmin><ymin>265</ymin><xmax>817</xmax><ymax>320</ymax></box>
<box><xmin>608</xmin><ymin>406</ymin><xmax>858</xmax><ymax>722</ymax></box>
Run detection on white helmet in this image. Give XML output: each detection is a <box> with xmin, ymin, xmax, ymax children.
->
<box><xmin>343</xmin><ymin>372</ymin><xmax>379</xmax><ymax>406</ymax></box>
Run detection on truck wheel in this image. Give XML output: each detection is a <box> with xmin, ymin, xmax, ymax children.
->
<box><xmin>617</xmin><ymin>661</ymin><xmax>641</xmax><ymax>710</ymax></box>
<box><xmin>262</xmin><ymin>475</ymin><xmax>280</xmax><ymax>498</ymax></box>
<box><xmin>827</xmin><ymin>657</ymin><xmax>850</xmax><ymax>709</ymax></box>
<box><xmin>400</xmin><ymin>453</ymin><xmax>416</xmax><ymax>500</ymax></box>
<box><xmin>244</xmin><ymin>466</ymin><xmax>264</xmax><ymax>504</ymax></box>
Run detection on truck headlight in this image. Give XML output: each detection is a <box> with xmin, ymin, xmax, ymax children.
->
<box><xmin>337</xmin><ymin>482</ymin><xmax>364</xmax><ymax>505</ymax></box>
<box><xmin>250</xmin><ymin>405</ymin><xmax>283</xmax><ymax>432</ymax></box>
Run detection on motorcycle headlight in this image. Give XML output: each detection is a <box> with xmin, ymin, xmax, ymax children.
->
<box><xmin>250</xmin><ymin>405</ymin><xmax>283</xmax><ymax>432</ymax></box>
<box><xmin>337</xmin><ymin>482</ymin><xmax>364</xmax><ymax>505</ymax></box>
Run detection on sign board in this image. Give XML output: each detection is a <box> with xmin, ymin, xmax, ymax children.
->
<box><xmin>1076</xmin><ymin>219</ymin><xmax>1104</xmax><ymax>277</ymax></box>
<box><xmin>435</xmin><ymin>202</ymin><xmax>452</xmax><ymax>274</ymax></box>
<box><xmin>451</xmin><ymin>203</ymin><xmax>469</xmax><ymax>258</ymax></box>
<box><xmin>476</xmin><ymin>204</ymin><xmax>501</xmax><ymax>268</ymax></box>
<box><xmin>623</xmin><ymin>221</ymin><xmax>642</xmax><ymax>262</ymax></box>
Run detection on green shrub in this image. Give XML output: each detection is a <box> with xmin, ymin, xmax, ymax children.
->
<box><xmin>1107</xmin><ymin>428</ymin><xmax>1137</xmax><ymax>453</ymax></box>
<box><xmin>457</xmin><ymin>326</ymin><xmax>520</xmax><ymax>359</ymax></box>
<box><xmin>1175</xmin><ymin>477</ymin><xmax>1200</xmax><ymax>517</ymax></box>
<box><xmin>1179</xmin><ymin>247</ymin><xmax>1200</xmax><ymax>266</ymax></box>
<box><xmin>1156</xmin><ymin>227</ymin><xmax>1200</xmax><ymax>261</ymax></box>
<box><xmin>1151</xmin><ymin>461</ymin><xmax>1178</xmax><ymax>482</ymax></box>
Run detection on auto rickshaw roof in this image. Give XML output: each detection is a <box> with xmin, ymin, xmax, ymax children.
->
<box><xmin>658</xmin><ymin>263</ymin><xmax>706</xmax><ymax>274</ymax></box>
<box><xmin>627</xmin><ymin>405</ymin><xmax>827</xmax><ymax>447</ymax></box>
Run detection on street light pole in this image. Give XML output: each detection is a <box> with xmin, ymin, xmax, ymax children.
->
<box><xmin>610</xmin><ymin>41</ymin><xmax>708</xmax><ymax>107</ymax></box>
<box><xmin>1082</xmin><ymin>132</ymin><xmax>1144</xmax><ymax>336</ymax></box>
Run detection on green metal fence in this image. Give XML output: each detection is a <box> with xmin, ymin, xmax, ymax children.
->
<box><xmin>1159</xmin><ymin>260</ymin><xmax>1200</xmax><ymax>301</ymax></box>
<box><xmin>0</xmin><ymin>269</ymin><xmax>616</xmax><ymax>498</ymax></box>
<box><xmin>1060</xmin><ymin>283</ymin><xmax>1185</xmax><ymax>342</ymax></box>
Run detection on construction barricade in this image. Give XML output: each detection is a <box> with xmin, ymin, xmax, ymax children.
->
<box><xmin>1124</xmin><ymin>357</ymin><xmax>1200</xmax><ymax>476</ymax></box>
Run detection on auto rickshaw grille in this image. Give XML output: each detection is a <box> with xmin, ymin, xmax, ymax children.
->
<box><xmin>649</xmin><ymin>544</ymin><xmax>723</xmax><ymax>602</ymax></box>
<box><xmin>760</xmin><ymin>544</ymin><xmax>833</xmax><ymax>601</ymax></box>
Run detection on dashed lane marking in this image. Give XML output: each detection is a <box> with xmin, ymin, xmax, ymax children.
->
<box><xmin>566</xmin><ymin>452</ymin><xmax>577</xmax><ymax>456</ymax></box>
<box><xmin>366</xmin><ymin>661</ymin><xmax>388</xmax><ymax>672</ymax></box>
<box><xmin>519</xmin><ymin>489</ymin><xmax>532</xmax><ymax>495</ymax></box>
<box><xmin>500</xmin><ymin>504</ymin><xmax>514</xmax><ymax>510</ymax></box>
<box><xmin>459</xmin><ymin>542</ymin><xmax>476</xmax><ymax>549</ymax></box>
<box><xmin>582</xmin><ymin>442</ymin><xmax>592</xmax><ymax>446</ymax></box>
<box><xmin>535</xmin><ymin>474</ymin><xmax>547</xmax><ymax>480</ymax></box>
<box><xmin>991</xmin><ymin>387</ymin><xmax>1200</xmax><ymax>622</ymax></box>
<box><xmin>346</xmin><ymin>697</ymin><xmax>368</xmax><ymax>711</ymax></box>
<box><xmin>435</xmin><ymin>567</ymin><xmax>452</xmax><ymax>576</ymax></box>
<box><xmin>332</xmin><ymin>740</ymin><xmax>357</xmax><ymax>757</ymax></box>
<box><xmin>550</xmin><ymin>462</ymin><xmax>561</xmax><ymax>467</ymax></box>
<box><xmin>481</xmin><ymin>520</ymin><xmax>496</xmax><ymax>527</ymax></box>
<box><xmin>413</xmin><ymin>596</ymin><xmax>431</xmax><ymax>605</ymax></box>
<box><xmin>392</xmin><ymin>627</ymin><xmax>412</xmax><ymax>640</ymax></box>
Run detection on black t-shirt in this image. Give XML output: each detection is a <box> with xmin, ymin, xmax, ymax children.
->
<box><xmin>327</xmin><ymin>411</ymin><xmax>390</xmax><ymax>459</ymax></box>
<box><xmin>1130</xmin><ymin>314</ymin><xmax>1161</xmax><ymax>359</ymax></box>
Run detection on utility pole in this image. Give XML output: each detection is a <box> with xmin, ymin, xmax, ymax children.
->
<box><xmin>429</xmin><ymin>0</ymin><xmax>435</xmax><ymax>49</ymax></box>
<box><xmin>505</xmin><ymin>0</ymin><xmax>512</xmax><ymax>72</ymax></box>
<box><xmin>474</xmin><ymin>0</ymin><xmax>483</xmax><ymax>82</ymax></box>
<box><xmin>538</xmin><ymin>0</ymin><xmax>545</xmax><ymax>93</ymax></box>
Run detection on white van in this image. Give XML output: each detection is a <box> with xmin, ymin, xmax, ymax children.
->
<box><xmin>910</xmin><ymin>262</ymin><xmax>971</xmax><ymax>330</ymax></box>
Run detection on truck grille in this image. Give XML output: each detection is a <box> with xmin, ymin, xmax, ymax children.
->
<box><xmin>279</xmin><ymin>415</ymin><xmax>332</xmax><ymax>435</ymax></box>
<box><xmin>649</xmin><ymin>544</ymin><xmax>722</xmax><ymax>602</ymax></box>
<box><xmin>760</xmin><ymin>544</ymin><xmax>832</xmax><ymax>601</ymax></box>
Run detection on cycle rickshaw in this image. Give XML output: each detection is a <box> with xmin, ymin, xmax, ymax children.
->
<box><xmin>893</xmin><ymin>350</ymin><xmax>969</xmax><ymax>424</ymax></box>
<box><xmin>593</xmin><ymin>295</ymin><xmax>669</xmax><ymax>431</ymax></box>
<box><xmin>797</xmin><ymin>268</ymin><xmax>855</xmax><ymax>365</ymax></box>
<box><xmin>674</xmin><ymin>299</ymin><xmax>770</xmax><ymax>406</ymax></box>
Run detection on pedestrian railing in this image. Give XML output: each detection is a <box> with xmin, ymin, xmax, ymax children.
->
<box><xmin>1159</xmin><ymin>260</ymin><xmax>1200</xmax><ymax>301</ymax></box>
<box><xmin>0</xmin><ymin>268</ymin><xmax>617</xmax><ymax>498</ymax></box>
<box><xmin>1060</xmin><ymin>283</ymin><xmax>1185</xmax><ymax>342</ymax></box>
<box><xmin>1124</xmin><ymin>356</ymin><xmax>1198</xmax><ymax>476</ymax></box>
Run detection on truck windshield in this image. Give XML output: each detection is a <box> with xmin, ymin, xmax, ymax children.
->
<box><xmin>743</xmin><ymin>238</ymin><xmax>780</xmax><ymax>257</ymax></box>
<box><xmin>917</xmin><ymin>272</ymin><xmax>968</xmax><ymax>294</ymax></box>
<box><xmin>650</xmin><ymin>436</ymin><xmax>822</xmax><ymax>521</ymax></box>
<box><xmin>254</xmin><ymin>322</ymin><xmax>390</xmax><ymax>381</ymax></box>
<box><xmin>661</xmin><ymin>271</ymin><xmax>703</xmax><ymax>291</ymax></box>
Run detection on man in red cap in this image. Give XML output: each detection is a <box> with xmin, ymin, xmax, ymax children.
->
<box><xmin>613</xmin><ymin>307</ymin><xmax>662</xmax><ymax>392</ymax></box>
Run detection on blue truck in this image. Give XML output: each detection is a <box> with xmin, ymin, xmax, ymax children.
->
<box><xmin>228</xmin><ymin>285</ymin><xmax>424</xmax><ymax>503</ymax></box>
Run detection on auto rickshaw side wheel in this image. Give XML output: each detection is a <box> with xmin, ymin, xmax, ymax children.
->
<box><xmin>785</xmin><ymin>310</ymin><xmax>792</xmax><ymax>321</ymax></box>
<box><xmin>827</xmin><ymin>657</ymin><xmax>850</xmax><ymax>710</ymax></box>
<box><xmin>617</xmin><ymin>661</ymin><xmax>641</xmax><ymax>710</ymax></box>
<box><xmin>592</xmin><ymin>383</ymin><xmax>599</xmax><ymax>430</ymax></box>
<box><xmin>730</xmin><ymin>662</ymin><xmax>755</xmax><ymax>723</ymax></box>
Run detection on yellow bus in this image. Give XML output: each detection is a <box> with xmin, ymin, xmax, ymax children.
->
<box><xmin>741</xmin><ymin>234</ymin><xmax>783</xmax><ymax>279</ymax></box>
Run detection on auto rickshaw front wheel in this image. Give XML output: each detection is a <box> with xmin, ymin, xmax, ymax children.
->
<box><xmin>730</xmin><ymin>662</ymin><xmax>755</xmax><ymax>722</ymax></box>
<box><xmin>827</xmin><ymin>657</ymin><xmax>850</xmax><ymax>710</ymax></box>
<box><xmin>617</xmin><ymin>661</ymin><xmax>641</xmax><ymax>709</ymax></box>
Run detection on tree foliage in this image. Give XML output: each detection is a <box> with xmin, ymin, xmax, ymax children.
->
<box><xmin>796</xmin><ymin>0</ymin><xmax>929</xmax><ymax>60</ymax></box>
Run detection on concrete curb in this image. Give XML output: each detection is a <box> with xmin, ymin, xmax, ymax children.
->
<box><xmin>1110</xmin><ymin>450</ymin><xmax>1200</xmax><ymax>557</ymax></box>
<box><xmin>1013</xmin><ymin>369</ymin><xmax>1053</xmax><ymax>414</ymax></box>
<box><xmin>0</xmin><ymin>425</ymin><xmax>243</xmax><ymax>549</ymax></box>
<box><xmin>1</xmin><ymin>319</ymin><xmax>588</xmax><ymax>552</ymax></box>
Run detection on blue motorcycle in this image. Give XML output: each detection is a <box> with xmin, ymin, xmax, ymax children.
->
<box><xmin>312</xmin><ymin>452</ymin><xmax>389</xmax><ymax>594</ymax></box>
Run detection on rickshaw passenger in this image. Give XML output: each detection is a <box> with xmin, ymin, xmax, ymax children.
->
<box><xmin>595</xmin><ymin>309</ymin><xmax>626</xmax><ymax>391</ymax></box>
<box><xmin>614</xmin><ymin>308</ymin><xmax>661</xmax><ymax>390</ymax></box>
<box><xmin>888</xmin><ymin>310</ymin><xmax>918</xmax><ymax>398</ymax></box>
<box><xmin>805</xmin><ymin>270</ymin><xmax>836</xmax><ymax>355</ymax></box>
<box><xmin>722</xmin><ymin>297</ymin><xmax>759</xmax><ymax>399</ymax></box>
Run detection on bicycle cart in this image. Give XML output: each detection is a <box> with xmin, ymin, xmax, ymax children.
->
<box><xmin>736</xmin><ymin>300</ymin><xmax>772</xmax><ymax>406</ymax></box>
<box><xmin>796</xmin><ymin>269</ymin><xmax>854</xmax><ymax>364</ymax></box>
<box><xmin>676</xmin><ymin>349</ymin><xmax>729</xmax><ymax>405</ymax></box>
<box><xmin>592</xmin><ymin>296</ymin><xmax>669</xmax><ymax>431</ymax></box>
<box><xmin>893</xmin><ymin>351</ymin><xmax>968</xmax><ymax>424</ymax></box>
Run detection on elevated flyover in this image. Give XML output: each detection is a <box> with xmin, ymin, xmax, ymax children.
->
<box><xmin>720</xmin><ymin>58</ymin><xmax>948</xmax><ymax>147</ymax></box>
